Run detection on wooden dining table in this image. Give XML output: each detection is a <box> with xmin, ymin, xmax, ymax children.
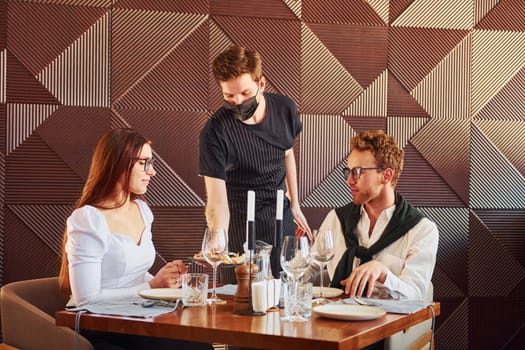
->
<box><xmin>56</xmin><ymin>297</ymin><xmax>440</xmax><ymax>350</ymax></box>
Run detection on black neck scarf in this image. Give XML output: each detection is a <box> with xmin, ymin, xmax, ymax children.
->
<box><xmin>330</xmin><ymin>192</ymin><xmax>424</xmax><ymax>289</ymax></box>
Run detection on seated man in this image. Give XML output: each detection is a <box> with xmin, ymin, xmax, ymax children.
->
<box><xmin>319</xmin><ymin>129</ymin><xmax>438</xmax><ymax>301</ymax></box>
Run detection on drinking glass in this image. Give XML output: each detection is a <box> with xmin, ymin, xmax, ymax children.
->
<box><xmin>280</xmin><ymin>235</ymin><xmax>311</xmax><ymax>322</ymax></box>
<box><xmin>310</xmin><ymin>229</ymin><xmax>335</xmax><ymax>305</ymax></box>
<box><xmin>201</xmin><ymin>228</ymin><xmax>228</xmax><ymax>304</ymax></box>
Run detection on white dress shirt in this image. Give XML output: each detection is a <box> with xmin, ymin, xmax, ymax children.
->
<box><xmin>66</xmin><ymin>199</ymin><xmax>155</xmax><ymax>306</ymax></box>
<box><xmin>322</xmin><ymin>205</ymin><xmax>438</xmax><ymax>301</ymax></box>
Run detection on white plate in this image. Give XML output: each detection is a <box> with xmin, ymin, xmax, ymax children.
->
<box><xmin>313</xmin><ymin>304</ymin><xmax>386</xmax><ymax>321</ymax></box>
<box><xmin>139</xmin><ymin>288</ymin><xmax>183</xmax><ymax>301</ymax></box>
<box><xmin>312</xmin><ymin>286</ymin><xmax>344</xmax><ymax>298</ymax></box>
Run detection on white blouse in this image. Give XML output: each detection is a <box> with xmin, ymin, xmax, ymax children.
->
<box><xmin>323</xmin><ymin>205</ymin><xmax>439</xmax><ymax>301</ymax></box>
<box><xmin>66</xmin><ymin>199</ymin><xmax>155</xmax><ymax>306</ymax></box>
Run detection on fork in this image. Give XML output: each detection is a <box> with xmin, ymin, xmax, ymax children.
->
<box><xmin>352</xmin><ymin>297</ymin><xmax>370</xmax><ymax>306</ymax></box>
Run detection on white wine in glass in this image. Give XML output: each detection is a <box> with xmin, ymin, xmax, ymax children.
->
<box><xmin>311</xmin><ymin>229</ymin><xmax>335</xmax><ymax>305</ymax></box>
<box><xmin>201</xmin><ymin>228</ymin><xmax>228</xmax><ymax>305</ymax></box>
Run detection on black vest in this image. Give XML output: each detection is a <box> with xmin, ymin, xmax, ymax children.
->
<box><xmin>330</xmin><ymin>192</ymin><xmax>425</xmax><ymax>289</ymax></box>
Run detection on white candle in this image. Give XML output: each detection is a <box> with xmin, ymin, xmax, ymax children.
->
<box><xmin>247</xmin><ymin>190</ymin><xmax>255</xmax><ymax>221</ymax></box>
<box><xmin>276</xmin><ymin>190</ymin><xmax>284</xmax><ymax>220</ymax></box>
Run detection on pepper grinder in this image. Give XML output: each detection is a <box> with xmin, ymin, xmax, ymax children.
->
<box><xmin>233</xmin><ymin>262</ymin><xmax>259</xmax><ymax>315</ymax></box>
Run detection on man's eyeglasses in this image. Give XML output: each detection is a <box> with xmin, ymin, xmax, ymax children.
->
<box><xmin>343</xmin><ymin>166</ymin><xmax>384</xmax><ymax>181</ymax></box>
<box><xmin>135</xmin><ymin>158</ymin><xmax>155</xmax><ymax>173</ymax></box>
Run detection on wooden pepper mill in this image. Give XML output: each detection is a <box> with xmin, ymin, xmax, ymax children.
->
<box><xmin>233</xmin><ymin>263</ymin><xmax>258</xmax><ymax>315</ymax></box>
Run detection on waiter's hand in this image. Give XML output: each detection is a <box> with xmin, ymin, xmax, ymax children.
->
<box><xmin>292</xmin><ymin>206</ymin><xmax>312</xmax><ymax>241</ymax></box>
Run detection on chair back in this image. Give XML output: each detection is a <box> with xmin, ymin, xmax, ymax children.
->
<box><xmin>0</xmin><ymin>277</ymin><xmax>93</xmax><ymax>350</ymax></box>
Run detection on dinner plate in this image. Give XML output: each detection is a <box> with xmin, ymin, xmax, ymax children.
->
<box><xmin>139</xmin><ymin>288</ymin><xmax>183</xmax><ymax>301</ymax></box>
<box><xmin>313</xmin><ymin>304</ymin><xmax>386</xmax><ymax>321</ymax></box>
<box><xmin>312</xmin><ymin>286</ymin><xmax>344</xmax><ymax>298</ymax></box>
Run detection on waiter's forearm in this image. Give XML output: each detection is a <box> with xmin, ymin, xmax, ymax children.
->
<box><xmin>204</xmin><ymin>176</ymin><xmax>230</xmax><ymax>232</ymax></box>
<box><xmin>285</xmin><ymin>149</ymin><xmax>300</xmax><ymax>208</ymax></box>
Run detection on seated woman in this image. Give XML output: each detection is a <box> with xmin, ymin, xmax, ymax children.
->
<box><xmin>59</xmin><ymin>128</ymin><xmax>211</xmax><ymax>350</ymax></box>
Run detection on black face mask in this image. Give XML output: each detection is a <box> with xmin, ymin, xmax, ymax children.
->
<box><xmin>223</xmin><ymin>87</ymin><xmax>260</xmax><ymax>121</ymax></box>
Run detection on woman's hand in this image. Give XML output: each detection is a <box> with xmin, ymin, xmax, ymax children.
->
<box><xmin>149</xmin><ymin>260</ymin><xmax>188</xmax><ymax>288</ymax></box>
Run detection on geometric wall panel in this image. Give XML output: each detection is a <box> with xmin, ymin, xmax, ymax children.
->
<box><xmin>469</xmin><ymin>297</ymin><xmax>525</xmax><ymax>350</ymax></box>
<box><xmin>150</xmin><ymin>206</ymin><xmax>207</xmax><ymax>264</ymax></box>
<box><xmin>471</xmin><ymin>29</ymin><xmax>525</xmax><ymax>118</ymax></box>
<box><xmin>367</xmin><ymin>0</ymin><xmax>389</xmax><ymax>24</ymax></box>
<box><xmin>210</xmin><ymin>0</ymin><xmax>297</xmax><ymax>20</ymax></box>
<box><xmin>411</xmin><ymin>33</ymin><xmax>470</xmax><ymax>120</ymax></box>
<box><xmin>7</xmin><ymin>1</ymin><xmax>108</xmax><ymax>75</ymax></box>
<box><xmin>6</xmin><ymin>51</ymin><xmax>59</xmax><ymax>104</ymax></box>
<box><xmin>474</xmin><ymin>64</ymin><xmax>525</xmax><ymax>121</ymax></box>
<box><xmin>7</xmin><ymin>204</ymin><xmax>72</xmax><ymax>256</ymax></box>
<box><xmin>392</xmin><ymin>0</ymin><xmax>473</xmax><ymax>30</ymax></box>
<box><xmin>344</xmin><ymin>69</ymin><xmax>388</xmax><ymax>117</ymax></box>
<box><xmin>38</xmin><ymin>12</ymin><xmax>110</xmax><ymax>107</ymax></box>
<box><xmin>302</xmin><ymin>0</ymin><xmax>385</xmax><ymax>25</ymax></box>
<box><xmin>36</xmin><ymin>106</ymin><xmax>110</xmax><ymax>179</ymax></box>
<box><xmin>474</xmin><ymin>119</ymin><xmax>525</xmax><ymax>176</ymax></box>
<box><xmin>114</xmin><ymin>19</ymin><xmax>208</xmax><ymax>111</ymax></box>
<box><xmin>5</xmin><ymin>132</ymin><xmax>84</xmax><ymax>204</ymax></box>
<box><xmin>305</xmin><ymin>23</ymin><xmax>388</xmax><ymax>88</ymax></box>
<box><xmin>387</xmin><ymin>71</ymin><xmax>430</xmax><ymax>117</ymax></box>
<box><xmin>301</xmin><ymin>23</ymin><xmax>362</xmax><ymax>114</ymax></box>
<box><xmin>410</xmin><ymin>119</ymin><xmax>470</xmax><ymax>205</ymax></box>
<box><xmin>6</xmin><ymin>103</ymin><xmax>58</xmax><ymax>155</ymax></box>
<box><xmin>115</xmin><ymin>0</ymin><xmax>207</xmax><ymax>13</ymax></box>
<box><xmin>387</xmin><ymin>115</ymin><xmax>429</xmax><ymax>149</ymax></box>
<box><xmin>434</xmin><ymin>298</ymin><xmax>470</xmax><ymax>350</ymax></box>
<box><xmin>420</xmin><ymin>207</ymin><xmax>470</xmax><ymax>295</ymax></box>
<box><xmin>4</xmin><ymin>208</ymin><xmax>61</xmax><ymax>283</ymax></box>
<box><xmin>397</xmin><ymin>143</ymin><xmax>465</xmax><ymax>207</ymax></box>
<box><xmin>111</xmin><ymin>9</ymin><xmax>207</xmax><ymax>103</ymax></box>
<box><xmin>283</xmin><ymin>0</ymin><xmax>302</xmax><ymax>19</ymax></box>
<box><xmin>475</xmin><ymin>0</ymin><xmax>525</xmax><ymax>31</ymax></box>
<box><xmin>475</xmin><ymin>210</ymin><xmax>525</xmax><ymax>267</ymax></box>
<box><xmin>0</xmin><ymin>49</ymin><xmax>5</xmax><ymax>104</ymax></box>
<box><xmin>469</xmin><ymin>211</ymin><xmax>525</xmax><ymax>297</ymax></box>
<box><xmin>299</xmin><ymin>114</ymin><xmax>353</xmax><ymax>200</ymax></box>
<box><xmin>470</xmin><ymin>124</ymin><xmax>525</xmax><ymax>209</ymax></box>
<box><xmin>473</xmin><ymin>0</ymin><xmax>500</xmax><ymax>28</ymax></box>
<box><xmin>388</xmin><ymin>27</ymin><xmax>469</xmax><ymax>92</ymax></box>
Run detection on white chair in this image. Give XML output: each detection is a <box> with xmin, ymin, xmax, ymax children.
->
<box><xmin>384</xmin><ymin>283</ymin><xmax>434</xmax><ymax>350</ymax></box>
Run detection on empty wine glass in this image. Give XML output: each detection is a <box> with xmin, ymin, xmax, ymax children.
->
<box><xmin>201</xmin><ymin>228</ymin><xmax>228</xmax><ymax>304</ymax></box>
<box><xmin>310</xmin><ymin>229</ymin><xmax>335</xmax><ymax>305</ymax></box>
<box><xmin>280</xmin><ymin>235</ymin><xmax>311</xmax><ymax>322</ymax></box>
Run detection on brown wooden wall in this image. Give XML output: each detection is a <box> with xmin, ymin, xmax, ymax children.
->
<box><xmin>1</xmin><ymin>1</ymin><xmax>524</xmax><ymax>349</ymax></box>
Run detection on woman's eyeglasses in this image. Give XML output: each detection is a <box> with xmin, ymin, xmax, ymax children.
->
<box><xmin>343</xmin><ymin>166</ymin><xmax>384</xmax><ymax>181</ymax></box>
<box><xmin>135</xmin><ymin>158</ymin><xmax>155</xmax><ymax>173</ymax></box>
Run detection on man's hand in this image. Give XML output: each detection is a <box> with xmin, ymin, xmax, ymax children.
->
<box><xmin>340</xmin><ymin>260</ymin><xmax>388</xmax><ymax>298</ymax></box>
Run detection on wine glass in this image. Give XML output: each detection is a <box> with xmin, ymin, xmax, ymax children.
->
<box><xmin>201</xmin><ymin>228</ymin><xmax>228</xmax><ymax>305</ymax></box>
<box><xmin>310</xmin><ymin>229</ymin><xmax>335</xmax><ymax>305</ymax></box>
<box><xmin>280</xmin><ymin>235</ymin><xmax>311</xmax><ymax>322</ymax></box>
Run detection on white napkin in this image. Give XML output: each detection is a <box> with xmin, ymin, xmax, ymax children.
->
<box><xmin>252</xmin><ymin>279</ymin><xmax>281</xmax><ymax>312</ymax></box>
<box><xmin>343</xmin><ymin>298</ymin><xmax>431</xmax><ymax>314</ymax></box>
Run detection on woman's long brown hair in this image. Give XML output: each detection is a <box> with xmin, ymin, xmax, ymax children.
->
<box><xmin>59</xmin><ymin>128</ymin><xmax>149</xmax><ymax>295</ymax></box>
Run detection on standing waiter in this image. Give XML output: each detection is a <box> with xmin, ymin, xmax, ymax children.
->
<box><xmin>199</xmin><ymin>45</ymin><xmax>310</xmax><ymax>280</ymax></box>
